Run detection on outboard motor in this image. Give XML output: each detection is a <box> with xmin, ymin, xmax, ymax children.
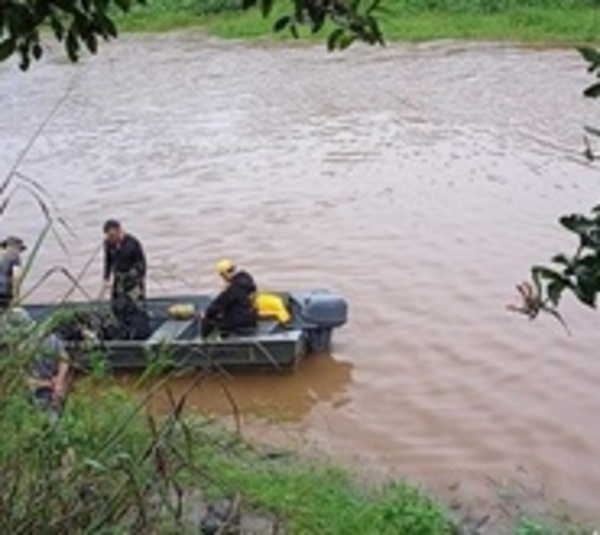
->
<box><xmin>292</xmin><ymin>292</ymin><xmax>348</xmax><ymax>354</ymax></box>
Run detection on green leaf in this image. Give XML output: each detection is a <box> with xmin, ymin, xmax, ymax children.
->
<box><xmin>261</xmin><ymin>0</ymin><xmax>274</xmax><ymax>18</ymax></box>
<box><xmin>366</xmin><ymin>0</ymin><xmax>381</xmax><ymax>15</ymax></box>
<box><xmin>273</xmin><ymin>15</ymin><xmax>290</xmax><ymax>32</ymax></box>
<box><xmin>114</xmin><ymin>0</ymin><xmax>131</xmax><ymax>13</ymax></box>
<box><xmin>584</xmin><ymin>82</ymin><xmax>600</xmax><ymax>99</ymax></box>
<box><xmin>577</xmin><ymin>46</ymin><xmax>600</xmax><ymax>67</ymax></box>
<box><xmin>50</xmin><ymin>15</ymin><xmax>64</xmax><ymax>41</ymax></box>
<box><xmin>289</xmin><ymin>22</ymin><xmax>299</xmax><ymax>39</ymax></box>
<box><xmin>18</xmin><ymin>44</ymin><xmax>30</xmax><ymax>71</ymax></box>
<box><xmin>327</xmin><ymin>28</ymin><xmax>344</xmax><ymax>51</ymax></box>
<box><xmin>85</xmin><ymin>32</ymin><xmax>97</xmax><ymax>54</ymax></box>
<box><xmin>339</xmin><ymin>34</ymin><xmax>355</xmax><ymax>50</ymax></box>
<box><xmin>32</xmin><ymin>42</ymin><xmax>42</xmax><ymax>60</ymax></box>
<box><xmin>0</xmin><ymin>39</ymin><xmax>15</xmax><ymax>62</ymax></box>
<box><xmin>311</xmin><ymin>13</ymin><xmax>326</xmax><ymax>34</ymax></box>
<box><xmin>96</xmin><ymin>13</ymin><xmax>117</xmax><ymax>38</ymax></box>
<box><xmin>532</xmin><ymin>266</ymin><xmax>564</xmax><ymax>282</ymax></box>
<box><xmin>241</xmin><ymin>0</ymin><xmax>257</xmax><ymax>9</ymax></box>
<box><xmin>83</xmin><ymin>458</ymin><xmax>107</xmax><ymax>472</ymax></box>
<box><xmin>574</xmin><ymin>280</ymin><xmax>597</xmax><ymax>307</ymax></box>
<box><xmin>551</xmin><ymin>254</ymin><xmax>572</xmax><ymax>268</ymax></box>
<box><xmin>93</xmin><ymin>0</ymin><xmax>109</xmax><ymax>11</ymax></box>
<box><xmin>560</xmin><ymin>214</ymin><xmax>592</xmax><ymax>235</ymax></box>
<box><xmin>65</xmin><ymin>30</ymin><xmax>79</xmax><ymax>62</ymax></box>
<box><xmin>547</xmin><ymin>280</ymin><xmax>566</xmax><ymax>306</ymax></box>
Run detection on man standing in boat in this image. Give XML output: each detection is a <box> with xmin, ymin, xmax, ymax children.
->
<box><xmin>102</xmin><ymin>220</ymin><xmax>149</xmax><ymax>338</ymax></box>
<box><xmin>102</xmin><ymin>219</ymin><xmax>147</xmax><ymax>301</ymax></box>
<box><xmin>201</xmin><ymin>259</ymin><xmax>258</xmax><ymax>339</ymax></box>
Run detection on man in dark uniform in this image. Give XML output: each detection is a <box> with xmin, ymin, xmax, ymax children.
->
<box><xmin>102</xmin><ymin>220</ymin><xmax>149</xmax><ymax>339</ymax></box>
<box><xmin>201</xmin><ymin>259</ymin><xmax>257</xmax><ymax>339</ymax></box>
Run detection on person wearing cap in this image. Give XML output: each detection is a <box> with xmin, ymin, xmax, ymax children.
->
<box><xmin>201</xmin><ymin>260</ymin><xmax>258</xmax><ymax>339</ymax></box>
<box><xmin>102</xmin><ymin>220</ymin><xmax>147</xmax><ymax>301</ymax></box>
<box><xmin>102</xmin><ymin>220</ymin><xmax>150</xmax><ymax>339</ymax></box>
<box><xmin>0</xmin><ymin>236</ymin><xmax>26</xmax><ymax>308</ymax></box>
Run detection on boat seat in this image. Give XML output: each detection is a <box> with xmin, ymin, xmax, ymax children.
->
<box><xmin>146</xmin><ymin>319</ymin><xmax>195</xmax><ymax>344</ymax></box>
<box><xmin>257</xmin><ymin>320</ymin><xmax>280</xmax><ymax>335</ymax></box>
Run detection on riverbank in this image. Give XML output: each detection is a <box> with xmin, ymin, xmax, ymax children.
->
<box><xmin>0</xmin><ymin>374</ymin><xmax>590</xmax><ymax>534</ymax></box>
<box><xmin>115</xmin><ymin>0</ymin><xmax>600</xmax><ymax>44</ymax></box>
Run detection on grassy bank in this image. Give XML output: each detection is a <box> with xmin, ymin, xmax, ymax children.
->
<box><xmin>116</xmin><ymin>0</ymin><xmax>600</xmax><ymax>43</ymax></box>
<box><xmin>0</xmin><ymin>367</ymin><xmax>591</xmax><ymax>534</ymax></box>
<box><xmin>0</xmin><ymin>373</ymin><xmax>457</xmax><ymax>533</ymax></box>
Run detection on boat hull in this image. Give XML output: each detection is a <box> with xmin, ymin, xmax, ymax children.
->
<box><xmin>23</xmin><ymin>292</ymin><xmax>346</xmax><ymax>372</ymax></box>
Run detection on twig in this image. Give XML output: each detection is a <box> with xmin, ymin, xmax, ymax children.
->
<box><xmin>60</xmin><ymin>243</ymin><xmax>103</xmax><ymax>303</ymax></box>
<box><xmin>214</xmin><ymin>372</ymin><xmax>242</xmax><ymax>437</ymax></box>
<box><xmin>1</xmin><ymin>70</ymin><xmax>80</xmax><ymax>194</ymax></box>
<box><xmin>18</xmin><ymin>265</ymin><xmax>95</xmax><ymax>303</ymax></box>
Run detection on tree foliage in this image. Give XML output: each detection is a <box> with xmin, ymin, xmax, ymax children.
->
<box><xmin>0</xmin><ymin>0</ymin><xmax>383</xmax><ymax>69</ymax></box>
<box><xmin>0</xmin><ymin>0</ymin><xmax>147</xmax><ymax>70</ymax></box>
<box><xmin>526</xmin><ymin>208</ymin><xmax>600</xmax><ymax>314</ymax></box>
<box><xmin>260</xmin><ymin>0</ymin><xmax>384</xmax><ymax>50</ymax></box>
<box><xmin>511</xmin><ymin>47</ymin><xmax>600</xmax><ymax>323</ymax></box>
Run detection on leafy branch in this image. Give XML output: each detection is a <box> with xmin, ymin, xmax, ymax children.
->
<box><xmin>259</xmin><ymin>0</ymin><xmax>385</xmax><ymax>50</ymax></box>
<box><xmin>0</xmin><ymin>0</ymin><xmax>146</xmax><ymax>69</ymax></box>
<box><xmin>511</xmin><ymin>48</ymin><xmax>600</xmax><ymax>326</ymax></box>
<box><xmin>510</xmin><ymin>209</ymin><xmax>600</xmax><ymax>332</ymax></box>
<box><xmin>0</xmin><ymin>0</ymin><xmax>384</xmax><ymax>69</ymax></box>
<box><xmin>578</xmin><ymin>46</ymin><xmax>600</xmax><ymax>161</ymax></box>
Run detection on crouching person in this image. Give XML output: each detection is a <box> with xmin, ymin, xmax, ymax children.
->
<box><xmin>0</xmin><ymin>308</ymin><xmax>70</xmax><ymax>413</ymax></box>
<box><xmin>27</xmin><ymin>331</ymin><xmax>70</xmax><ymax>412</ymax></box>
<box><xmin>202</xmin><ymin>259</ymin><xmax>258</xmax><ymax>339</ymax></box>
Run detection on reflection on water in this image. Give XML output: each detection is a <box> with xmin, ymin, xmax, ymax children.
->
<box><xmin>121</xmin><ymin>353</ymin><xmax>353</xmax><ymax>421</ymax></box>
<box><xmin>1</xmin><ymin>36</ymin><xmax>600</xmax><ymax>521</ymax></box>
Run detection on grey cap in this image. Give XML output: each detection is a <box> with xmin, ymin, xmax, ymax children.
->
<box><xmin>1</xmin><ymin>236</ymin><xmax>26</xmax><ymax>251</ymax></box>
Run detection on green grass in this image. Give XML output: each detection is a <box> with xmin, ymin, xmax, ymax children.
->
<box><xmin>378</xmin><ymin>8</ymin><xmax>600</xmax><ymax>42</ymax></box>
<box><xmin>116</xmin><ymin>0</ymin><xmax>600</xmax><ymax>44</ymax></box>
<box><xmin>190</xmin><ymin>432</ymin><xmax>456</xmax><ymax>534</ymax></box>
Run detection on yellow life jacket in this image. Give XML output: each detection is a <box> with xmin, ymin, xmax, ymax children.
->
<box><xmin>254</xmin><ymin>292</ymin><xmax>291</xmax><ymax>324</ymax></box>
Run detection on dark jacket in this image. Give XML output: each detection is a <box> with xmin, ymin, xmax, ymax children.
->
<box><xmin>205</xmin><ymin>271</ymin><xmax>257</xmax><ymax>329</ymax></box>
<box><xmin>0</xmin><ymin>248</ymin><xmax>21</xmax><ymax>304</ymax></box>
<box><xmin>104</xmin><ymin>234</ymin><xmax>146</xmax><ymax>294</ymax></box>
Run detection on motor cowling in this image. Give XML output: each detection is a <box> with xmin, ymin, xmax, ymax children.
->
<box><xmin>290</xmin><ymin>292</ymin><xmax>348</xmax><ymax>354</ymax></box>
<box><xmin>295</xmin><ymin>291</ymin><xmax>348</xmax><ymax>329</ymax></box>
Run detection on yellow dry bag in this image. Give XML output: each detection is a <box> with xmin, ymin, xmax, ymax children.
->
<box><xmin>254</xmin><ymin>292</ymin><xmax>291</xmax><ymax>324</ymax></box>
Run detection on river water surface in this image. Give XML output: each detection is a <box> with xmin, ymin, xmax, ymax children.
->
<box><xmin>1</xmin><ymin>35</ymin><xmax>600</xmax><ymax>521</ymax></box>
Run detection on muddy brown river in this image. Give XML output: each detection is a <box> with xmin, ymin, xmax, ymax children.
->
<box><xmin>2</xmin><ymin>34</ymin><xmax>600</xmax><ymax>521</ymax></box>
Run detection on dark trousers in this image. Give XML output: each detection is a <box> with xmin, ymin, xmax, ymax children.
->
<box><xmin>201</xmin><ymin>314</ymin><xmax>257</xmax><ymax>339</ymax></box>
<box><xmin>111</xmin><ymin>276</ymin><xmax>145</xmax><ymax>302</ymax></box>
<box><xmin>111</xmin><ymin>279</ymin><xmax>149</xmax><ymax>340</ymax></box>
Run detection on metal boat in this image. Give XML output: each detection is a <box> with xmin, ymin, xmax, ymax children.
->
<box><xmin>24</xmin><ymin>291</ymin><xmax>348</xmax><ymax>371</ymax></box>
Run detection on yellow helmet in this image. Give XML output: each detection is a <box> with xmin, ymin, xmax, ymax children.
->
<box><xmin>216</xmin><ymin>258</ymin><xmax>236</xmax><ymax>276</ymax></box>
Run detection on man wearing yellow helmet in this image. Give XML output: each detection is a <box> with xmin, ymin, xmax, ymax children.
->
<box><xmin>201</xmin><ymin>260</ymin><xmax>257</xmax><ymax>339</ymax></box>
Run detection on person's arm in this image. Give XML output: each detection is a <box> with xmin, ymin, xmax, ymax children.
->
<box><xmin>103</xmin><ymin>241</ymin><xmax>112</xmax><ymax>282</ymax></box>
<box><xmin>135</xmin><ymin>239</ymin><xmax>147</xmax><ymax>279</ymax></box>
<box><xmin>205</xmin><ymin>285</ymin><xmax>236</xmax><ymax>319</ymax></box>
<box><xmin>52</xmin><ymin>357</ymin><xmax>69</xmax><ymax>400</ymax></box>
<box><xmin>101</xmin><ymin>241</ymin><xmax>112</xmax><ymax>297</ymax></box>
<box><xmin>27</xmin><ymin>377</ymin><xmax>53</xmax><ymax>390</ymax></box>
<box><xmin>10</xmin><ymin>262</ymin><xmax>22</xmax><ymax>303</ymax></box>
